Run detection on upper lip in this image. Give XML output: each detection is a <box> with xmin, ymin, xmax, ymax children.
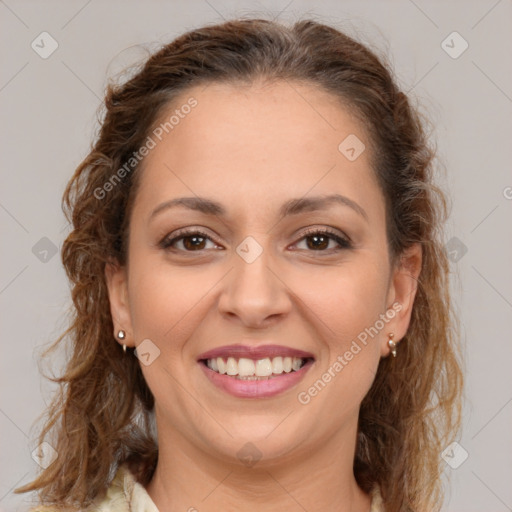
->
<box><xmin>197</xmin><ymin>344</ymin><xmax>315</xmax><ymax>361</ymax></box>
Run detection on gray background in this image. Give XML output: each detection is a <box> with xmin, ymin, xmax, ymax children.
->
<box><xmin>1</xmin><ymin>1</ymin><xmax>511</xmax><ymax>511</ymax></box>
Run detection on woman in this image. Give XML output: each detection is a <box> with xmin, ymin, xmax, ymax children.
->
<box><xmin>16</xmin><ymin>17</ymin><xmax>463</xmax><ymax>512</ymax></box>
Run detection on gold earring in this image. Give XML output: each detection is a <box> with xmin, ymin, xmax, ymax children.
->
<box><xmin>387</xmin><ymin>333</ymin><xmax>397</xmax><ymax>358</ymax></box>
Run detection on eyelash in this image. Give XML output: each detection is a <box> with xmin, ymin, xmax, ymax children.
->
<box><xmin>159</xmin><ymin>227</ymin><xmax>352</xmax><ymax>254</ymax></box>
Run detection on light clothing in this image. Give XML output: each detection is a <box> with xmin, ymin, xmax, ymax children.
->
<box><xmin>31</xmin><ymin>463</ymin><xmax>384</xmax><ymax>511</ymax></box>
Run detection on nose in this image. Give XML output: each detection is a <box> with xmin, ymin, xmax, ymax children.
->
<box><xmin>217</xmin><ymin>241</ymin><xmax>292</xmax><ymax>329</ymax></box>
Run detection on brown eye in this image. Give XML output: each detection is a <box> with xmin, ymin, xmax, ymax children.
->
<box><xmin>180</xmin><ymin>235</ymin><xmax>207</xmax><ymax>251</ymax></box>
<box><xmin>305</xmin><ymin>233</ymin><xmax>330</xmax><ymax>250</ymax></box>
<box><xmin>160</xmin><ymin>230</ymin><xmax>219</xmax><ymax>252</ymax></box>
<box><xmin>295</xmin><ymin>229</ymin><xmax>352</xmax><ymax>252</ymax></box>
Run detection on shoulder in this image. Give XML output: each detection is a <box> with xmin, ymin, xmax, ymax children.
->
<box><xmin>89</xmin><ymin>462</ymin><xmax>159</xmax><ymax>512</ymax></box>
<box><xmin>370</xmin><ymin>484</ymin><xmax>384</xmax><ymax>512</ymax></box>
<box><xmin>28</xmin><ymin>463</ymin><xmax>159</xmax><ymax>512</ymax></box>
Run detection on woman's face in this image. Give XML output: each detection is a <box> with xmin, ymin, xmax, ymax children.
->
<box><xmin>106</xmin><ymin>80</ymin><xmax>420</xmax><ymax>465</ymax></box>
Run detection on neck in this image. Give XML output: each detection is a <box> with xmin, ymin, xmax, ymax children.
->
<box><xmin>145</xmin><ymin>416</ymin><xmax>372</xmax><ymax>512</ymax></box>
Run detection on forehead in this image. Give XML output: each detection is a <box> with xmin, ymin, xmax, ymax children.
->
<box><xmin>132</xmin><ymin>80</ymin><xmax>383</xmax><ymax>221</ymax></box>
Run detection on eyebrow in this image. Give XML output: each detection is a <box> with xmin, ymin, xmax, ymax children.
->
<box><xmin>149</xmin><ymin>193</ymin><xmax>369</xmax><ymax>223</ymax></box>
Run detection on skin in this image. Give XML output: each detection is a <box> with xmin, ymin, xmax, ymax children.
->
<box><xmin>105</xmin><ymin>79</ymin><xmax>421</xmax><ymax>512</ymax></box>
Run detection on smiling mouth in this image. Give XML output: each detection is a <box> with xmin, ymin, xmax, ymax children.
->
<box><xmin>200</xmin><ymin>356</ymin><xmax>314</xmax><ymax>380</ymax></box>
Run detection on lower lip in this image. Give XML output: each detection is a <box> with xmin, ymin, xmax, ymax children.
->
<box><xmin>199</xmin><ymin>360</ymin><xmax>314</xmax><ymax>398</ymax></box>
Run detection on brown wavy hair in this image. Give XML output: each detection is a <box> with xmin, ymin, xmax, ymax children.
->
<box><xmin>15</xmin><ymin>17</ymin><xmax>463</xmax><ymax>512</ymax></box>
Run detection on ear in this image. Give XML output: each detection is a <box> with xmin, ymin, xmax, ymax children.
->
<box><xmin>381</xmin><ymin>243</ymin><xmax>422</xmax><ymax>357</ymax></box>
<box><xmin>104</xmin><ymin>259</ymin><xmax>134</xmax><ymax>348</ymax></box>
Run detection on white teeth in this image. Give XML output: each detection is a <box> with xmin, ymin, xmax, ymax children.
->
<box><xmin>272</xmin><ymin>356</ymin><xmax>283</xmax><ymax>374</ymax></box>
<box><xmin>238</xmin><ymin>357</ymin><xmax>256</xmax><ymax>376</ymax></box>
<box><xmin>205</xmin><ymin>356</ymin><xmax>307</xmax><ymax>377</ymax></box>
<box><xmin>226</xmin><ymin>357</ymin><xmax>238</xmax><ymax>376</ymax></box>
<box><xmin>292</xmin><ymin>357</ymin><xmax>302</xmax><ymax>371</ymax></box>
<box><xmin>255</xmin><ymin>358</ymin><xmax>273</xmax><ymax>377</ymax></box>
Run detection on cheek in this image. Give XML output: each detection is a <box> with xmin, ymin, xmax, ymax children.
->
<box><xmin>292</xmin><ymin>256</ymin><xmax>388</xmax><ymax>408</ymax></box>
<box><xmin>291</xmin><ymin>255</ymin><xmax>389</xmax><ymax>349</ymax></box>
<box><xmin>127</xmin><ymin>258</ymin><xmax>212</xmax><ymax>349</ymax></box>
<box><xmin>295</xmin><ymin>293</ymin><xmax>386</xmax><ymax>426</ymax></box>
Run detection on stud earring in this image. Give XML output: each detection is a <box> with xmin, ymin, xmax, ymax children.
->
<box><xmin>117</xmin><ymin>330</ymin><xmax>127</xmax><ymax>353</ymax></box>
<box><xmin>387</xmin><ymin>333</ymin><xmax>397</xmax><ymax>358</ymax></box>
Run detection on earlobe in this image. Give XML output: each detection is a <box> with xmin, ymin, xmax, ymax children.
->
<box><xmin>381</xmin><ymin>243</ymin><xmax>422</xmax><ymax>357</ymax></box>
<box><xmin>104</xmin><ymin>260</ymin><xmax>134</xmax><ymax>348</ymax></box>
